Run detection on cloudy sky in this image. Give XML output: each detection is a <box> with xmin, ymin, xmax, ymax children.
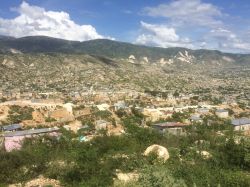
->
<box><xmin>0</xmin><ymin>0</ymin><xmax>250</xmax><ymax>53</ymax></box>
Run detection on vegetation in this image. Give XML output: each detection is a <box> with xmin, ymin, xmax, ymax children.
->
<box><xmin>0</xmin><ymin>118</ymin><xmax>249</xmax><ymax>186</ymax></box>
<box><xmin>45</xmin><ymin>117</ymin><xmax>57</xmax><ymax>123</ymax></box>
<box><xmin>7</xmin><ymin>105</ymin><xmax>34</xmax><ymax>124</ymax></box>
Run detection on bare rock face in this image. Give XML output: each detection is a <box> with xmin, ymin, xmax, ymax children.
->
<box><xmin>128</xmin><ymin>55</ymin><xmax>136</xmax><ymax>64</ymax></box>
<box><xmin>2</xmin><ymin>59</ymin><xmax>16</xmax><ymax>68</ymax></box>
<box><xmin>144</xmin><ymin>144</ymin><xmax>170</xmax><ymax>162</ymax></box>
<box><xmin>9</xmin><ymin>48</ymin><xmax>22</xmax><ymax>54</ymax></box>
<box><xmin>176</xmin><ymin>51</ymin><xmax>195</xmax><ymax>64</ymax></box>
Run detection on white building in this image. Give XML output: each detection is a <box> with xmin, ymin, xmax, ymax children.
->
<box><xmin>96</xmin><ymin>103</ymin><xmax>110</xmax><ymax>111</ymax></box>
<box><xmin>215</xmin><ymin>109</ymin><xmax>229</xmax><ymax>118</ymax></box>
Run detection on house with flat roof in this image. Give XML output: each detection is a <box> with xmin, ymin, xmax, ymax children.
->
<box><xmin>2</xmin><ymin>127</ymin><xmax>60</xmax><ymax>152</ymax></box>
<box><xmin>152</xmin><ymin>122</ymin><xmax>188</xmax><ymax>135</ymax></box>
<box><xmin>231</xmin><ymin>118</ymin><xmax>250</xmax><ymax>131</ymax></box>
<box><xmin>1</xmin><ymin>124</ymin><xmax>22</xmax><ymax>132</ymax></box>
<box><xmin>190</xmin><ymin>114</ymin><xmax>202</xmax><ymax>123</ymax></box>
<box><xmin>215</xmin><ymin>109</ymin><xmax>229</xmax><ymax>118</ymax></box>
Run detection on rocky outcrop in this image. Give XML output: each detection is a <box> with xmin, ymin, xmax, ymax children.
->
<box><xmin>176</xmin><ymin>51</ymin><xmax>195</xmax><ymax>64</ymax></box>
<box><xmin>116</xmin><ymin>170</ymin><xmax>139</xmax><ymax>183</ymax></box>
<box><xmin>128</xmin><ymin>55</ymin><xmax>136</xmax><ymax>64</ymax></box>
<box><xmin>2</xmin><ymin>59</ymin><xmax>16</xmax><ymax>68</ymax></box>
<box><xmin>144</xmin><ymin>144</ymin><xmax>170</xmax><ymax>162</ymax></box>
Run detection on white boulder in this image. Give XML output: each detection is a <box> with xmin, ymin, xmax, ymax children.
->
<box><xmin>144</xmin><ymin>144</ymin><xmax>170</xmax><ymax>162</ymax></box>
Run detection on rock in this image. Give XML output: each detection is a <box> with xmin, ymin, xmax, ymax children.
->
<box><xmin>9</xmin><ymin>48</ymin><xmax>22</xmax><ymax>54</ymax></box>
<box><xmin>116</xmin><ymin>170</ymin><xmax>139</xmax><ymax>183</ymax></box>
<box><xmin>144</xmin><ymin>144</ymin><xmax>170</xmax><ymax>162</ymax></box>
<box><xmin>197</xmin><ymin>150</ymin><xmax>212</xmax><ymax>159</ymax></box>
<box><xmin>2</xmin><ymin>59</ymin><xmax>16</xmax><ymax>68</ymax></box>
<box><xmin>128</xmin><ymin>55</ymin><xmax>136</xmax><ymax>64</ymax></box>
<box><xmin>176</xmin><ymin>51</ymin><xmax>195</xmax><ymax>64</ymax></box>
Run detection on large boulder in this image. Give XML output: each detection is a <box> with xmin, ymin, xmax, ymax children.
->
<box><xmin>144</xmin><ymin>144</ymin><xmax>170</xmax><ymax>162</ymax></box>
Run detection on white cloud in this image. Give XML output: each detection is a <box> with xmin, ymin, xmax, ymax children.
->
<box><xmin>0</xmin><ymin>1</ymin><xmax>106</xmax><ymax>41</ymax></box>
<box><xmin>207</xmin><ymin>28</ymin><xmax>250</xmax><ymax>52</ymax></box>
<box><xmin>139</xmin><ymin>0</ymin><xmax>250</xmax><ymax>53</ymax></box>
<box><xmin>143</xmin><ymin>0</ymin><xmax>222</xmax><ymax>28</ymax></box>
<box><xmin>136</xmin><ymin>21</ymin><xmax>193</xmax><ymax>48</ymax></box>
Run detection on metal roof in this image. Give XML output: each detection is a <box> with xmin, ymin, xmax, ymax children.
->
<box><xmin>216</xmin><ymin>109</ymin><xmax>228</xmax><ymax>113</ymax></box>
<box><xmin>2</xmin><ymin>124</ymin><xmax>22</xmax><ymax>131</ymax></box>
<box><xmin>3</xmin><ymin>127</ymin><xmax>60</xmax><ymax>137</ymax></box>
<box><xmin>153</xmin><ymin>122</ymin><xmax>187</xmax><ymax>128</ymax></box>
<box><xmin>231</xmin><ymin>118</ymin><xmax>250</xmax><ymax>126</ymax></box>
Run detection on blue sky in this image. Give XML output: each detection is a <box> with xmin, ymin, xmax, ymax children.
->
<box><xmin>0</xmin><ymin>0</ymin><xmax>250</xmax><ymax>53</ymax></box>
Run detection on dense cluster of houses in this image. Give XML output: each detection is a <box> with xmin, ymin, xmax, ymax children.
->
<box><xmin>0</xmin><ymin>89</ymin><xmax>250</xmax><ymax>152</ymax></box>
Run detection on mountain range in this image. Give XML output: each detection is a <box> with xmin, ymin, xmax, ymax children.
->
<box><xmin>0</xmin><ymin>35</ymin><xmax>250</xmax><ymax>65</ymax></box>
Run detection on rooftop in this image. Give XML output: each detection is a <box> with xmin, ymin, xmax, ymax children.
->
<box><xmin>3</xmin><ymin>127</ymin><xmax>60</xmax><ymax>137</ymax></box>
<box><xmin>2</xmin><ymin>124</ymin><xmax>22</xmax><ymax>131</ymax></box>
<box><xmin>231</xmin><ymin>118</ymin><xmax>250</xmax><ymax>126</ymax></box>
<box><xmin>153</xmin><ymin>122</ymin><xmax>187</xmax><ymax>128</ymax></box>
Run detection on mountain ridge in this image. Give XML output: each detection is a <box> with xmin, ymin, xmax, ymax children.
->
<box><xmin>0</xmin><ymin>35</ymin><xmax>250</xmax><ymax>64</ymax></box>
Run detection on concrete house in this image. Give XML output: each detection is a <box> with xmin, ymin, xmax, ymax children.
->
<box><xmin>96</xmin><ymin>103</ymin><xmax>110</xmax><ymax>111</ymax></box>
<box><xmin>215</xmin><ymin>109</ymin><xmax>229</xmax><ymax>118</ymax></box>
<box><xmin>2</xmin><ymin>127</ymin><xmax>60</xmax><ymax>152</ymax></box>
<box><xmin>190</xmin><ymin>114</ymin><xmax>202</xmax><ymax>123</ymax></box>
<box><xmin>152</xmin><ymin>122</ymin><xmax>188</xmax><ymax>135</ymax></box>
<box><xmin>231</xmin><ymin>118</ymin><xmax>250</xmax><ymax>131</ymax></box>
<box><xmin>1</xmin><ymin>124</ymin><xmax>22</xmax><ymax>132</ymax></box>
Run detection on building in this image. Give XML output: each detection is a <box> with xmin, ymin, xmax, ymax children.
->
<box><xmin>143</xmin><ymin>108</ymin><xmax>172</xmax><ymax>122</ymax></box>
<box><xmin>190</xmin><ymin>114</ymin><xmax>202</xmax><ymax>123</ymax></box>
<box><xmin>215</xmin><ymin>109</ymin><xmax>229</xmax><ymax>118</ymax></box>
<box><xmin>114</xmin><ymin>101</ymin><xmax>126</xmax><ymax>111</ymax></box>
<box><xmin>152</xmin><ymin>122</ymin><xmax>188</xmax><ymax>135</ymax></box>
<box><xmin>96</xmin><ymin>103</ymin><xmax>110</xmax><ymax>111</ymax></box>
<box><xmin>1</xmin><ymin>124</ymin><xmax>22</xmax><ymax>132</ymax></box>
<box><xmin>2</xmin><ymin>127</ymin><xmax>60</xmax><ymax>152</ymax></box>
<box><xmin>95</xmin><ymin>120</ymin><xmax>109</xmax><ymax>131</ymax></box>
<box><xmin>231</xmin><ymin>118</ymin><xmax>250</xmax><ymax>131</ymax></box>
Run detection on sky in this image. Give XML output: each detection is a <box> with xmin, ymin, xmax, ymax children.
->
<box><xmin>0</xmin><ymin>0</ymin><xmax>250</xmax><ymax>53</ymax></box>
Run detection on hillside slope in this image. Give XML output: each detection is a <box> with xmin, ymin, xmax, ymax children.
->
<box><xmin>0</xmin><ymin>35</ymin><xmax>249</xmax><ymax>64</ymax></box>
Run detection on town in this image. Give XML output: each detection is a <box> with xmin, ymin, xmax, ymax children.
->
<box><xmin>0</xmin><ymin>0</ymin><xmax>250</xmax><ymax>184</ymax></box>
<box><xmin>1</xmin><ymin>87</ymin><xmax>249</xmax><ymax>151</ymax></box>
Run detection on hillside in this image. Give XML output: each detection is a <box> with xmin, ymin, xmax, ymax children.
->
<box><xmin>0</xmin><ymin>35</ymin><xmax>250</xmax><ymax>101</ymax></box>
<box><xmin>0</xmin><ymin>35</ymin><xmax>250</xmax><ymax>64</ymax></box>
